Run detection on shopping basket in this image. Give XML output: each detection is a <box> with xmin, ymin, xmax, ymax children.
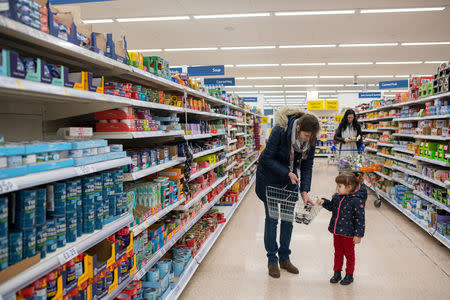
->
<box><xmin>266</xmin><ymin>185</ymin><xmax>321</xmax><ymax>224</ymax></box>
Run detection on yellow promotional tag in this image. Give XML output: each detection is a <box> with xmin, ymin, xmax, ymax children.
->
<box><xmin>14</xmin><ymin>78</ymin><xmax>25</xmax><ymax>90</ymax></box>
<box><xmin>325</xmin><ymin>100</ymin><xmax>338</xmax><ymax>110</ymax></box>
<box><xmin>307</xmin><ymin>100</ymin><xmax>323</xmax><ymax>110</ymax></box>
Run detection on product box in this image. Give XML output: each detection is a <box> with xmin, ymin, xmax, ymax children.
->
<box><xmin>91</xmin><ymin>32</ymin><xmax>107</xmax><ymax>55</ymax></box>
<box><xmin>114</xmin><ymin>33</ymin><xmax>128</xmax><ymax>64</ymax></box>
<box><xmin>94</xmin><ymin>108</ymin><xmax>134</xmax><ymax>120</ymax></box>
<box><xmin>54</xmin><ymin>5</ymin><xmax>91</xmax><ymax>48</ymax></box>
<box><xmin>3</xmin><ymin>50</ymin><xmax>42</xmax><ymax>82</ymax></box>
<box><xmin>88</xmin><ymin>73</ymin><xmax>104</xmax><ymax>93</ymax></box>
<box><xmin>68</xmin><ymin>71</ymin><xmax>89</xmax><ymax>90</ymax></box>
<box><xmin>57</xmin><ymin>127</ymin><xmax>93</xmax><ymax>139</ymax></box>
<box><xmin>48</xmin><ymin>5</ymin><xmax>78</xmax><ymax>44</ymax></box>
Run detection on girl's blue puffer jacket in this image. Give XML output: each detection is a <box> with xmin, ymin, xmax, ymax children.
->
<box><xmin>322</xmin><ymin>184</ymin><xmax>366</xmax><ymax>237</ymax></box>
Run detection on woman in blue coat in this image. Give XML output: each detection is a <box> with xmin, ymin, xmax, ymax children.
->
<box><xmin>255</xmin><ymin>107</ymin><xmax>320</xmax><ymax>278</ymax></box>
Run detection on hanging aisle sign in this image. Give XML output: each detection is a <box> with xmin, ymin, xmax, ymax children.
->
<box><xmin>359</xmin><ymin>92</ymin><xmax>382</xmax><ymax>98</ymax></box>
<box><xmin>204</xmin><ymin>78</ymin><xmax>235</xmax><ymax>86</ymax></box>
<box><xmin>170</xmin><ymin>67</ymin><xmax>183</xmax><ymax>73</ymax></box>
<box><xmin>187</xmin><ymin>65</ymin><xmax>224</xmax><ymax>76</ymax></box>
<box><xmin>335</xmin><ymin>115</ymin><xmax>344</xmax><ymax>123</ymax></box>
<box><xmin>379</xmin><ymin>80</ymin><xmax>408</xmax><ymax>89</ymax></box>
<box><xmin>243</xmin><ymin>97</ymin><xmax>258</xmax><ymax>102</ymax></box>
<box><xmin>324</xmin><ymin>100</ymin><xmax>338</xmax><ymax>110</ymax></box>
<box><xmin>307</xmin><ymin>100</ymin><xmax>323</xmax><ymax>110</ymax></box>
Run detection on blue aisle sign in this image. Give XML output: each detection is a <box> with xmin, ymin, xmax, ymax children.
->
<box><xmin>243</xmin><ymin>97</ymin><xmax>258</xmax><ymax>102</ymax></box>
<box><xmin>170</xmin><ymin>67</ymin><xmax>183</xmax><ymax>73</ymax></box>
<box><xmin>359</xmin><ymin>92</ymin><xmax>382</xmax><ymax>98</ymax></box>
<box><xmin>204</xmin><ymin>77</ymin><xmax>235</xmax><ymax>86</ymax></box>
<box><xmin>187</xmin><ymin>65</ymin><xmax>224</xmax><ymax>76</ymax></box>
<box><xmin>379</xmin><ymin>80</ymin><xmax>408</xmax><ymax>89</ymax></box>
<box><xmin>264</xmin><ymin>109</ymin><xmax>274</xmax><ymax>115</ymax></box>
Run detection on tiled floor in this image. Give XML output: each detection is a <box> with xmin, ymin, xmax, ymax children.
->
<box><xmin>180</xmin><ymin>160</ymin><xmax>450</xmax><ymax>300</ymax></box>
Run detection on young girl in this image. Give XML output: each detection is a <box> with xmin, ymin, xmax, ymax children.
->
<box><xmin>318</xmin><ymin>172</ymin><xmax>366</xmax><ymax>285</ymax></box>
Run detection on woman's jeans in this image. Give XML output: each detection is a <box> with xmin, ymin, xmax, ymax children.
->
<box><xmin>263</xmin><ymin>184</ymin><xmax>297</xmax><ymax>265</ymax></box>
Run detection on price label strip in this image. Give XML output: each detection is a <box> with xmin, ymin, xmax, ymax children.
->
<box><xmin>75</xmin><ymin>165</ymin><xmax>96</xmax><ymax>176</ymax></box>
<box><xmin>0</xmin><ymin>180</ymin><xmax>18</xmax><ymax>194</ymax></box>
<box><xmin>57</xmin><ymin>247</ymin><xmax>78</xmax><ymax>265</ymax></box>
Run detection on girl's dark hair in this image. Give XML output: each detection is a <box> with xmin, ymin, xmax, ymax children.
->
<box><xmin>340</xmin><ymin>109</ymin><xmax>360</xmax><ymax>131</ymax></box>
<box><xmin>335</xmin><ymin>172</ymin><xmax>362</xmax><ymax>193</ymax></box>
<box><xmin>297</xmin><ymin>114</ymin><xmax>321</xmax><ymax>143</ymax></box>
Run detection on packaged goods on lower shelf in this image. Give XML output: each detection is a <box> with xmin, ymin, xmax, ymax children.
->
<box><xmin>0</xmin><ymin>137</ymin><xmax>125</xmax><ymax>179</ymax></box>
<box><xmin>122</xmin><ymin>145</ymin><xmax>179</xmax><ymax>173</ymax></box>
<box><xmin>182</xmin><ymin>121</ymin><xmax>209</xmax><ymax>136</ymax></box>
<box><xmin>0</xmin><ymin>168</ymin><xmax>127</xmax><ymax>271</ymax></box>
<box><xmin>417</xmin><ymin>141</ymin><xmax>450</xmax><ymax>162</ymax></box>
<box><xmin>95</xmin><ymin>108</ymin><xmax>181</xmax><ymax>132</ymax></box>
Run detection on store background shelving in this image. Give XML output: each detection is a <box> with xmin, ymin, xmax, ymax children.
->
<box><xmin>0</xmin><ymin>15</ymin><xmax>263</xmax><ymax>299</ymax></box>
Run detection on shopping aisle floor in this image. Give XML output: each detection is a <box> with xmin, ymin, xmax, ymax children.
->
<box><xmin>180</xmin><ymin>160</ymin><xmax>450</xmax><ymax>300</ymax></box>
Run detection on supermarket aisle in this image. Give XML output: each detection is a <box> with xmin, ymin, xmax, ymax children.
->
<box><xmin>180</xmin><ymin>159</ymin><xmax>450</xmax><ymax>300</ymax></box>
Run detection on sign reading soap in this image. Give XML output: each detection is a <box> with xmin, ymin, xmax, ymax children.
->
<box><xmin>187</xmin><ymin>65</ymin><xmax>225</xmax><ymax>76</ymax></box>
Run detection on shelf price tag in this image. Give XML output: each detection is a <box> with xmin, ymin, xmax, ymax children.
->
<box><xmin>0</xmin><ymin>180</ymin><xmax>18</xmax><ymax>194</ymax></box>
<box><xmin>58</xmin><ymin>247</ymin><xmax>78</xmax><ymax>265</ymax></box>
<box><xmin>75</xmin><ymin>165</ymin><xmax>95</xmax><ymax>176</ymax></box>
<box><xmin>135</xmin><ymin>269</ymin><xmax>146</xmax><ymax>280</ymax></box>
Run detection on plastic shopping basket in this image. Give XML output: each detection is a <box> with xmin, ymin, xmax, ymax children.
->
<box><xmin>265</xmin><ymin>185</ymin><xmax>321</xmax><ymax>224</ymax></box>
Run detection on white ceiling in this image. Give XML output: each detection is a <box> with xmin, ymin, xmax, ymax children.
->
<box><xmin>69</xmin><ymin>0</ymin><xmax>450</xmax><ymax>105</ymax></box>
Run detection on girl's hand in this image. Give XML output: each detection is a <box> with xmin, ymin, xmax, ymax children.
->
<box><xmin>288</xmin><ymin>172</ymin><xmax>300</xmax><ymax>185</ymax></box>
<box><xmin>353</xmin><ymin>236</ymin><xmax>362</xmax><ymax>244</ymax></box>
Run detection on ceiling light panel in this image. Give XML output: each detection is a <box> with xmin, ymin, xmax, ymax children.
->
<box><xmin>117</xmin><ymin>16</ymin><xmax>190</xmax><ymax>22</ymax></box>
<box><xmin>360</xmin><ymin>7</ymin><xmax>445</xmax><ymax>14</ymax></box>
<box><xmin>275</xmin><ymin>10</ymin><xmax>355</xmax><ymax>16</ymax></box>
<box><xmin>221</xmin><ymin>46</ymin><xmax>276</xmax><ymax>50</ymax></box>
<box><xmin>339</xmin><ymin>43</ymin><xmax>399</xmax><ymax>47</ymax></box>
<box><xmin>228</xmin><ymin>85</ymin><xmax>254</xmax><ymax>88</ymax></box>
<box><xmin>224</xmin><ymin>64</ymin><xmax>234</xmax><ymax>67</ymax></box>
<box><xmin>83</xmin><ymin>19</ymin><xmax>114</xmax><ymax>24</ymax></box>
<box><xmin>128</xmin><ymin>49</ymin><xmax>162</xmax><ymax>52</ymax></box>
<box><xmin>376</xmin><ymin>61</ymin><xmax>422</xmax><ymax>64</ymax></box>
<box><xmin>165</xmin><ymin>47</ymin><xmax>218</xmax><ymax>51</ymax></box>
<box><xmin>194</xmin><ymin>13</ymin><xmax>270</xmax><ymax>19</ymax></box>
<box><xmin>283</xmin><ymin>76</ymin><xmax>318</xmax><ymax>79</ymax></box>
<box><xmin>280</xmin><ymin>44</ymin><xmax>336</xmax><ymax>48</ymax></box>
<box><xmin>247</xmin><ymin>76</ymin><xmax>281</xmax><ymax>79</ymax></box>
<box><xmin>235</xmin><ymin>91</ymin><xmax>259</xmax><ymax>94</ymax></box>
<box><xmin>235</xmin><ymin>77</ymin><xmax>246</xmax><ymax>80</ymax></box>
<box><xmin>236</xmin><ymin>64</ymin><xmax>279</xmax><ymax>67</ymax></box>
<box><xmin>328</xmin><ymin>62</ymin><xmax>373</xmax><ymax>65</ymax></box>
<box><xmin>320</xmin><ymin>75</ymin><xmax>354</xmax><ymax>78</ymax></box>
<box><xmin>394</xmin><ymin>75</ymin><xmax>410</xmax><ymax>78</ymax></box>
<box><xmin>337</xmin><ymin>90</ymin><xmax>362</xmax><ymax>92</ymax></box>
<box><xmin>264</xmin><ymin>96</ymin><xmax>285</xmax><ymax>98</ymax></box>
<box><xmin>281</xmin><ymin>63</ymin><xmax>326</xmax><ymax>66</ymax></box>
<box><xmin>255</xmin><ymin>85</ymin><xmax>283</xmax><ymax>88</ymax></box>
<box><xmin>402</xmin><ymin>42</ymin><xmax>450</xmax><ymax>46</ymax></box>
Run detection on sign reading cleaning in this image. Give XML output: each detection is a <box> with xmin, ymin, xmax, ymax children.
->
<box><xmin>359</xmin><ymin>92</ymin><xmax>382</xmax><ymax>98</ymax></box>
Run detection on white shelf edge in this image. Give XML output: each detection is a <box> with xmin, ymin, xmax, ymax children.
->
<box><xmin>94</xmin><ymin>130</ymin><xmax>185</xmax><ymax>140</ymax></box>
<box><xmin>415</xmin><ymin>156</ymin><xmax>450</xmax><ymax>167</ymax></box>
<box><xmin>413</xmin><ymin>191</ymin><xmax>450</xmax><ymax>213</ymax></box>
<box><xmin>0</xmin><ymin>213</ymin><xmax>133</xmax><ymax>297</ymax></box>
<box><xmin>393</xmin><ymin>114</ymin><xmax>450</xmax><ymax>122</ymax></box>
<box><xmin>374</xmin><ymin>171</ymin><xmax>393</xmax><ymax>181</ymax></box>
<box><xmin>226</xmin><ymin>147</ymin><xmax>245</xmax><ymax>158</ymax></box>
<box><xmin>124</xmin><ymin>158</ymin><xmax>186</xmax><ymax>182</ymax></box>
<box><xmin>178</xmin><ymin>176</ymin><xmax>228</xmax><ymax>211</ymax></box>
<box><xmin>192</xmin><ymin>146</ymin><xmax>225</xmax><ymax>159</ymax></box>
<box><xmin>0</xmin><ymin>157</ymin><xmax>131</xmax><ymax>195</ymax></box>
<box><xmin>377</xmin><ymin>152</ymin><xmax>416</xmax><ymax>165</ymax></box>
<box><xmin>189</xmin><ymin>160</ymin><xmax>227</xmax><ymax>181</ymax></box>
<box><xmin>392</xmin><ymin>148</ymin><xmax>415</xmax><ymax>155</ymax></box>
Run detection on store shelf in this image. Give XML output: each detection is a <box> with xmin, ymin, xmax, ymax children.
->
<box><xmin>392</xmin><ymin>147</ymin><xmax>415</xmax><ymax>155</ymax></box>
<box><xmin>0</xmin><ymin>213</ymin><xmax>133</xmax><ymax>297</ymax></box>
<box><xmin>392</xmin><ymin>177</ymin><xmax>414</xmax><ymax>189</ymax></box>
<box><xmin>374</xmin><ymin>171</ymin><xmax>393</xmax><ymax>181</ymax></box>
<box><xmin>390</xmin><ymin>92</ymin><xmax>450</xmax><ymax>108</ymax></box>
<box><xmin>131</xmin><ymin>197</ymin><xmax>185</xmax><ymax>236</ymax></box>
<box><xmin>184</xmin><ymin>108</ymin><xmax>228</xmax><ymax>119</ymax></box>
<box><xmin>226</xmin><ymin>147</ymin><xmax>245</xmax><ymax>158</ymax></box>
<box><xmin>177</xmin><ymin>176</ymin><xmax>228</xmax><ymax>211</ymax></box>
<box><xmin>229</xmin><ymin>128</ymin><xmax>237</xmax><ymax>132</ymax></box>
<box><xmin>360</xmin><ymin>116</ymin><xmax>394</xmax><ymax>122</ymax></box>
<box><xmin>225</xmin><ymin>161</ymin><xmax>237</xmax><ymax>172</ymax></box>
<box><xmin>370</xmin><ymin>186</ymin><xmax>450</xmax><ymax>249</ymax></box>
<box><xmin>130</xmin><ymin>100</ymin><xmax>185</xmax><ymax>113</ymax></box>
<box><xmin>377</xmin><ymin>152</ymin><xmax>416</xmax><ymax>165</ymax></box>
<box><xmin>413</xmin><ymin>191</ymin><xmax>450</xmax><ymax>213</ymax></box>
<box><xmin>227</xmin><ymin>139</ymin><xmax>238</xmax><ymax>144</ymax></box>
<box><xmin>391</xmin><ymin>164</ymin><xmax>448</xmax><ymax>188</ymax></box>
<box><xmin>393</xmin><ymin>133</ymin><xmax>450</xmax><ymax>141</ymax></box>
<box><xmin>377</xmin><ymin>143</ymin><xmax>395</xmax><ymax>147</ymax></box>
<box><xmin>378</xmin><ymin>127</ymin><xmax>398</xmax><ymax>131</ymax></box>
<box><xmin>165</xmin><ymin>175</ymin><xmax>255</xmax><ymax>300</ymax></box>
<box><xmin>189</xmin><ymin>160</ymin><xmax>227</xmax><ymax>181</ymax></box>
<box><xmin>210</xmin><ymin>132</ymin><xmax>227</xmax><ymax>137</ymax></box>
<box><xmin>365</xmin><ymin>147</ymin><xmax>378</xmax><ymax>152</ymax></box>
<box><xmin>0</xmin><ymin>157</ymin><xmax>131</xmax><ymax>195</ymax></box>
<box><xmin>94</xmin><ymin>130</ymin><xmax>185</xmax><ymax>139</ymax></box>
<box><xmin>365</xmin><ymin>138</ymin><xmax>378</xmax><ymax>143</ymax></box>
<box><xmin>184</xmin><ymin>133</ymin><xmax>212</xmax><ymax>140</ymax></box>
<box><xmin>362</xmin><ymin>129</ymin><xmax>379</xmax><ymax>133</ymax></box>
<box><xmin>393</xmin><ymin>114</ymin><xmax>450</xmax><ymax>122</ymax></box>
<box><xmin>315</xmin><ymin>153</ymin><xmax>332</xmax><ymax>157</ymax></box>
<box><xmin>236</xmin><ymin>132</ymin><xmax>245</xmax><ymax>137</ymax></box>
<box><xmin>235</xmin><ymin>161</ymin><xmax>246</xmax><ymax>169</ymax></box>
<box><xmin>192</xmin><ymin>146</ymin><xmax>225</xmax><ymax>159</ymax></box>
<box><xmin>415</xmin><ymin>156</ymin><xmax>450</xmax><ymax>167</ymax></box>
<box><xmin>124</xmin><ymin>158</ymin><xmax>186</xmax><ymax>181</ymax></box>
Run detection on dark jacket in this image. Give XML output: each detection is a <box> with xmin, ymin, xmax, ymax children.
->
<box><xmin>322</xmin><ymin>185</ymin><xmax>366</xmax><ymax>237</ymax></box>
<box><xmin>334</xmin><ymin>122</ymin><xmax>363</xmax><ymax>149</ymax></box>
<box><xmin>255</xmin><ymin>108</ymin><xmax>316</xmax><ymax>202</ymax></box>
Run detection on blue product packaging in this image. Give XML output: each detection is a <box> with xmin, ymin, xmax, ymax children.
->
<box><xmin>108</xmin><ymin>195</ymin><xmax>116</xmax><ymax>217</ymax></box>
<box><xmin>36</xmin><ymin>224</ymin><xmax>47</xmax><ymax>259</ymax></box>
<box><xmin>8</xmin><ymin>231</ymin><xmax>22</xmax><ymax>266</ymax></box>
<box><xmin>156</xmin><ymin>259</ymin><xmax>171</xmax><ymax>279</ymax></box>
<box><xmin>55</xmin><ymin>216</ymin><xmax>66</xmax><ymax>248</ymax></box>
<box><xmin>7</xmin><ymin>155</ymin><xmax>22</xmax><ymax>167</ymax></box>
<box><xmin>173</xmin><ymin>259</ymin><xmax>184</xmax><ymax>276</ymax></box>
<box><xmin>12</xmin><ymin>190</ymin><xmax>36</xmax><ymax>229</ymax></box>
<box><xmin>22</xmin><ymin>227</ymin><xmax>36</xmax><ymax>259</ymax></box>
<box><xmin>82</xmin><ymin>209</ymin><xmax>95</xmax><ymax>234</ymax></box>
<box><xmin>0</xmin><ymin>238</ymin><xmax>7</xmax><ymax>271</ymax></box>
<box><xmin>66</xmin><ymin>180</ymin><xmax>79</xmax><ymax>212</ymax></box>
<box><xmin>103</xmin><ymin>197</ymin><xmax>109</xmax><ymax>218</ymax></box>
<box><xmin>147</xmin><ymin>267</ymin><xmax>159</xmax><ymax>282</ymax></box>
<box><xmin>94</xmin><ymin>197</ymin><xmax>103</xmax><ymax>230</ymax></box>
<box><xmin>113</xmin><ymin>169</ymin><xmax>124</xmax><ymax>194</ymax></box>
<box><xmin>66</xmin><ymin>212</ymin><xmax>77</xmax><ymax>243</ymax></box>
<box><xmin>46</xmin><ymin>219</ymin><xmax>57</xmax><ymax>253</ymax></box>
<box><xmin>46</xmin><ymin>183</ymin><xmax>66</xmax><ymax>217</ymax></box>
<box><xmin>35</xmin><ymin>188</ymin><xmax>46</xmax><ymax>226</ymax></box>
<box><xmin>0</xmin><ymin>196</ymin><xmax>8</xmax><ymax>239</ymax></box>
<box><xmin>77</xmin><ymin>207</ymin><xmax>83</xmax><ymax>237</ymax></box>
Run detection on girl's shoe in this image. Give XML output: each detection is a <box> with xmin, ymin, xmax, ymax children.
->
<box><xmin>340</xmin><ymin>274</ymin><xmax>354</xmax><ymax>285</ymax></box>
<box><xmin>330</xmin><ymin>271</ymin><xmax>342</xmax><ymax>283</ymax></box>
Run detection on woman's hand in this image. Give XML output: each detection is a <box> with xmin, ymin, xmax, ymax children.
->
<box><xmin>353</xmin><ymin>236</ymin><xmax>362</xmax><ymax>244</ymax></box>
<box><xmin>344</xmin><ymin>137</ymin><xmax>351</xmax><ymax>143</ymax></box>
<box><xmin>288</xmin><ymin>172</ymin><xmax>300</xmax><ymax>185</ymax></box>
<box><xmin>301</xmin><ymin>192</ymin><xmax>315</xmax><ymax>206</ymax></box>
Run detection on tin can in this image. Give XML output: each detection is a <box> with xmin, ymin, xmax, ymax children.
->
<box><xmin>35</xmin><ymin>188</ymin><xmax>46</xmax><ymax>226</ymax></box>
<box><xmin>22</xmin><ymin>227</ymin><xmax>36</xmax><ymax>259</ymax></box>
<box><xmin>0</xmin><ymin>196</ymin><xmax>8</xmax><ymax>239</ymax></box>
<box><xmin>33</xmin><ymin>277</ymin><xmax>47</xmax><ymax>300</ymax></box>
<box><xmin>46</xmin><ymin>271</ymin><xmax>58</xmax><ymax>299</ymax></box>
<box><xmin>36</xmin><ymin>224</ymin><xmax>47</xmax><ymax>259</ymax></box>
<box><xmin>46</xmin><ymin>219</ymin><xmax>57</xmax><ymax>253</ymax></box>
<box><xmin>0</xmin><ymin>238</ymin><xmax>7</xmax><ymax>270</ymax></box>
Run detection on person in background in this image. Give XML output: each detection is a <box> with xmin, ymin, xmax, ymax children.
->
<box><xmin>318</xmin><ymin>172</ymin><xmax>366</xmax><ymax>286</ymax></box>
<box><xmin>255</xmin><ymin>107</ymin><xmax>321</xmax><ymax>278</ymax></box>
<box><xmin>334</xmin><ymin>109</ymin><xmax>363</xmax><ymax>155</ymax></box>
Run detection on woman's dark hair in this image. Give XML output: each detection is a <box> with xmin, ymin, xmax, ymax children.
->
<box><xmin>297</xmin><ymin>114</ymin><xmax>321</xmax><ymax>143</ymax></box>
<box><xmin>340</xmin><ymin>109</ymin><xmax>360</xmax><ymax>131</ymax></box>
<box><xmin>335</xmin><ymin>172</ymin><xmax>361</xmax><ymax>193</ymax></box>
